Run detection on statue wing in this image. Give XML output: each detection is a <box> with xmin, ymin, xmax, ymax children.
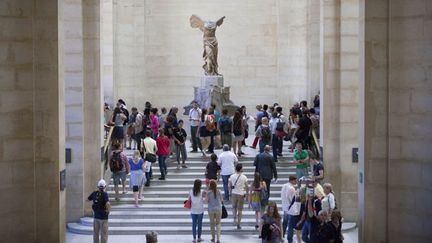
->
<box><xmin>216</xmin><ymin>16</ymin><xmax>225</xmax><ymax>26</ymax></box>
<box><xmin>190</xmin><ymin>14</ymin><xmax>204</xmax><ymax>30</ymax></box>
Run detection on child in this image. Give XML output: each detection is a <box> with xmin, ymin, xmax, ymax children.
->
<box><xmin>88</xmin><ymin>179</ymin><xmax>110</xmax><ymax>243</ymax></box>
<box><xmin>173</xmin><ymin>120</ymin><xmax>188</xmax><ymax>169</ymax></box>
<box><xmin>205</xmin><ymin>153</ymin><xmax>221</xmax><ymax>187</ymax></box>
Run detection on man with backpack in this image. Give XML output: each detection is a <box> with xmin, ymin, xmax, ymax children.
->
<box><xmin>88</xmin><ymin>179</ymin><xmax>110</xmax><ymax>243</ymax></box>
<box><xmin>218</xmin><ymin>109</ymin><xmax>233</xmax><ymax>149</ymax></box>
<box><xmin>109</xmin><ymin>143</ymin><xmax>130</xmax><ymax>201</ymax></box>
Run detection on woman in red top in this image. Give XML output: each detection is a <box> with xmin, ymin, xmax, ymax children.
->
<box><xmin>156</xmin><ymin>128</ymin><xmax>170</xmax><ymax>180</ymax></box>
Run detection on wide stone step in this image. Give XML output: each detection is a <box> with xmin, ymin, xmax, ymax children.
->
<box><xmin>108</xmin><ymin>184</ymin><xmax>288</xmax><ymax>193</ymax></box>
<box><xmin>107</xmin><ymin>197</ymin><xmax>282</xmax><ymax>204</ymax></box>
<box><xmin>67</xmin><ymin>223</ymin><xmax>258</xmax><ymax>235</ymax></box>
<box><xmin>108</xmin><ymin>203</ymin><xmax>283</xmax><ymax>211</ymax></box>
<box><xmin>67</xmin><ymin>222</ymin><xmax>357</xmax><ymax>235</ymax></box>
<box><xmin>80</xmin><ymin>217</ymin><xmax>261</xmax><ymax>227</ymax></box>
<box><xmin>107</xmin><ymin>190</ymin><xmax>283</xmax><ymax>198</ymax></box>
<box><xmin>108</xmin><ymin>210</ymin><xmax>264</xmax><ymax>219</ymax></box>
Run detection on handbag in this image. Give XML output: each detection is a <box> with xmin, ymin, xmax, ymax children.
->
<box><xmin>287</xmin><ymin>196</ymin><xmax>301</xmax><ymax>216</ymax></box>
<box><xmin>143</xmin><ymin>143</ymin><xmax>157</xmax><ymax>163</ymax></box>
<box><xmin>184</xmin><ymin>195</ymin><xmax>191</xmax><ymax>209</ymax></box>
<box><xmin>221</xmin><ymin>203</ymin><xmax>228</xmax><ymax>219</ymax></box>
<box><xmin>145</xmin><ymin>153</ymin><xmax>156</xmax><ymax>163</ymax></box>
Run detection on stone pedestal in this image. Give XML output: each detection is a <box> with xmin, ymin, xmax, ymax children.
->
<box><xmin>184</xmin><ymin>76</ymin><xmax>239</xmax><ymax>115</ymax></box>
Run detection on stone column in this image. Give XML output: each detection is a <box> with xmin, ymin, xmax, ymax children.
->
<box><xmin>64</xmin><ymin>0</ymin><xmax>85</xmax><ymax>223</ymax></box>
<box><xmin>320</xmin><ymin>0</ymin><xmax>360</xmax><ymax>221</ymax></box>
<box><xmin>359</xmin><ymin>0</ymin><xmax>432</xmax><ymax>242</ymax></box>
<box><xmin>102</xmin><ymin>0</ymin><xmax>114</xmax><ymax>105</ymax></box>
<box><xmin>82</xmin><ymin>0</ymin><xmax>104</xmax><ymax>216</ymax></box>
<box><xmin>0</xmin><ymin>0</ymin><xmax>65</xmax><ymax>242</ymax></box>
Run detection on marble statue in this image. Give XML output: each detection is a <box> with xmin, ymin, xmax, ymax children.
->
<box><xmin>190</xmin><ymin>14</ymin><xmax>225</xmax><ymax>76</ymax></box>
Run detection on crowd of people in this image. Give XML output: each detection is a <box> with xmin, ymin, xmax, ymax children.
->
<box><xmin>90</xmin><ymin>96</ymin><xmax>344</xmax><ymax>243</ymax></box>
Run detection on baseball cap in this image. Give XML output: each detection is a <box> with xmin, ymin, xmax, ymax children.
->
<box><xmin>97</xmin><ymin>179</ymin><xmax>106</xmax><ymax>188</ymax></box>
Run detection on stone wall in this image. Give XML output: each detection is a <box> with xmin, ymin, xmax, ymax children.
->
<box><xmin>359</xmin><ymin>0</ymin><xmax>432</xmax><ymax>242</ymax></box>
<box><xmin>0</xmin><ymin>0</ymin><xmax>65</xmax><ymax>242</ymax></box>
<box><xmin>112</xmin><ymin>0</ymin><xmax>320</xmax><ymax>111</ymax></box>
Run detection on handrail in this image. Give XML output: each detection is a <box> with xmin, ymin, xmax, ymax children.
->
<box><xmin>311</xmin><ymin>129</ymin><xmax>320</xmax><ymax>158</ymax></box>
<box><xmin>104</xmin><ymin>125</ymin><xmax>114</xmax><ymax>154</ymax></box>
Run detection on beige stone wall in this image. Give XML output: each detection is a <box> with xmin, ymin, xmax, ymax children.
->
<box><xmin>321</xmin><ymin>0</ymin><xmax>359</xmax><ymax>222</ymax></box>
<box><xmin>102</xmin><ymin>0</ymin><xmax>114</xmax><ymax>104</ymax></box>
<box><xmin>0</xmin><ymin>0</ymin><xmax>65</xmax><ymax>242</ymax></box>
<box><xmin>112</xmin><ymin>0</ymin><xmax>321</xmax><ymax>111</ymax></box>
<box><xmin>360</xmin><ymin>0</ymin><xmax>432</xmax><ymax>242</ymax></box>
<box><xmin>64</xmin><ymin>0</ymin><xmax>85</xmax><ymax>223</ymax></box>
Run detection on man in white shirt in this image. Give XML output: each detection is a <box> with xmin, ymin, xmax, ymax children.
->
<box><xmin>228</xmin><ymin>163</ymin><xmax>248</xmax><ymax>230</ymax></box>
<box><xmin>188</xmin><ymin>101</ymin><xmax>202</xmax><ymax>153</ymax></box>
<box><xmin>281</xmin><ymin>176</ymin><xmax>298</xmax><ymax>242</ymax></box>
<box><xmin>217</xmin><ymin>144</ymin><xmax>238</xmax><ymax>202</ymax></box>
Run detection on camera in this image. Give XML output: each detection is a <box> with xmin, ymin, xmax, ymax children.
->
<box><xmin>231</xmin><ymin>186</ymin><xmax>235</xmax><ymax>189</ymax></box>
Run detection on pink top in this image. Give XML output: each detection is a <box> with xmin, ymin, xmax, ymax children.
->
<box><xmin>156</xmin><ymin>135</ymin><xmax>170</xmax><ymax>156</ymax></box>
<box><xmin>150</xmin><ymin>114</ymin><xmax>160</xmax><ymax>134</ymax></box>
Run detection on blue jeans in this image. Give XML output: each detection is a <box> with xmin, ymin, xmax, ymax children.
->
<box><xmin>191</xmin><ymin>213</ymin><xmax>203</xmax><ymax>240</ymax></box>
<box><xmin>176</xmin><ymin>144</ymin><xmax>187</xmax><ymax>163</ymax></box>
<box><xmin>272</xmin><ymin>135</ymin><xmax>279</xmax><ymax>161</ymax></box>
<box><xmin>222</xmin><ymin>175</ymin><xmax>231</xmax><ymax>201</ymax></box>
<box><xmin>259</xmin><ymin>139</ymin><xmax>268</xmax><ymax>153</ymax></box>
<box><xmin>283</xmin><ymin>212</ymin><xmax>289</xmax><ymax>238</ymax></box>
<box><xmin>302</xmin><ymin>220</ymin><xmax>311</xmax><ymax>243</ymax></box>
<box><xmin>285</xmin><ymin>214</ymin><xmax>299</xmax><ymax>243</ymax></box>
<box><xmin>190</xmin><ymin>126</ymin><xmax>201</xmax><ymax>151</ymax></box>
<box><xmin>296</xmin><ymin>167</ymin><xmax>308</xmax><ymax>179</ymax></box>
<box><xmin>158</xmin><ymin>155</ymin><xmax>167</xmax><ymax>178</ymax></box>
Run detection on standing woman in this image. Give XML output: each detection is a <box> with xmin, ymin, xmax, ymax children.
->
<box><xmin>111</xmin><ymin>107</ymin><xmax>127</xmax><ymax>147</ymax></box>
<box><xmin>128</xmin><ymin>150</ymin><xmax>146</xmax><ymax>207</ymax></box>
<box><xmin>156</xmin><ymin>128</ymin><xmax>170</xmax><ymax>180</ymax></box>
<box><xmin>260</xmin><ymin>201</ymin><xmax>283</xmax><ymax>243</ymax></box>
<box><xmin>249</xmin><ymin>172</ymin><xmax>267</xmax><ymax>231</ymax></box>
<box><xmin>150</xmin><ymin>108</ymin><xmax>160</xmax><ymax>138</ymax></box>
<box><xmin>206</xmin><ymin>180</ymin><xmax>223</xmax><ymax>243</ymax></box>
<box><xmin>199</xmin><ymin>108</ymin><xmax>211</xmax><ymax>157</ymax></box>
<box><xmin>189</xmin><ymin>179</ymin><xmax>206</xmax><ymax>243</ymax></box>
<box><xmin>232</xmin><ymin>111</ymin><xmax>244</xmax><ymax>157</ymax></box>
<box><xmin>321</xmin><ymin>183</ymin><xmax>336</xmax><ymax>219</ymax></box>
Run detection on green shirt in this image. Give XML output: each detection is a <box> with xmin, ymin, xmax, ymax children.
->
<box><xmin>293</xmin><ymin>150</ymin><xmax>309</xmax><ymax>169</ymax></box>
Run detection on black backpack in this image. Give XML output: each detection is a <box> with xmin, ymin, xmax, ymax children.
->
<box><xmin>261</xmin><ymin>126</ymin><xmax>271</xmax><ymax>141</ymax></box>
<box><xmin>110</xmin><ymin>151</ymin><xmax>123</xmax><ymax>172</ymax></box>
<box><xmin>92</xmin><ymin>191</ymin><xmax>106</xmax><ymax>211</ymax></box>
<box><xmin>219</xmin><ymin>117</ymin><xmax>232</xmax><ymax>133</ymax></box>
<box><xmin>276</xmin><ymin>117</ymin><xmax>285</xmax><ymax>132</ymax></box>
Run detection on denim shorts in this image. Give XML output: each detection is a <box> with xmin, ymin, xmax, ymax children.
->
<box><xmin>112</xmin><ymin>171</ymin><xmax>127</xmax><ymax>185</ymax></box>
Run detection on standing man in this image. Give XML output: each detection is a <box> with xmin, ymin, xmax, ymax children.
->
<box><xmin>88</xmin><ymin>179</ymin><xmax>110</xmax><ymax>243</ymax></box>
<box><xmin>228</xmin><ymin>163</ymin><xmax>249</xmax><ymax>230</ymax></box>
<box><xmin>189</xmin><ymin>101</ymin><xmax>202</xmax><ymax>153</ymax></box>
<box><xmin>217</xmin><ymin>144</ymin><xmax>238</xmax><ymax>202</ymax></box>
<box><xmin>109</xmin><ymin>143</ymin><xmax>130</xmax><ymax>201</ymax></box>
<box><xmin>291</xmin><ymin>141</ymin><xmax>310</xmax><ymax>179</ymax></box>
<box><xmin>281</xmin><ymin>176</ymin><xmax>298</xmax><ymax>242</ymax></box>
<box><xmin>218</xmin><ymin>109</ymin><xmax>233</xmax><ymax>148</ymax></box>
<box><xmin>253</xmin><ymin>145</ymin><xmax>278</xmax><ymax>197</ymax></box>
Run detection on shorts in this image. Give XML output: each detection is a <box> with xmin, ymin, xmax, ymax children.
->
<box><xmin>112</xmin><ymin>171</ymin><xmax>127</xmax><ymax>186</ymax></box>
